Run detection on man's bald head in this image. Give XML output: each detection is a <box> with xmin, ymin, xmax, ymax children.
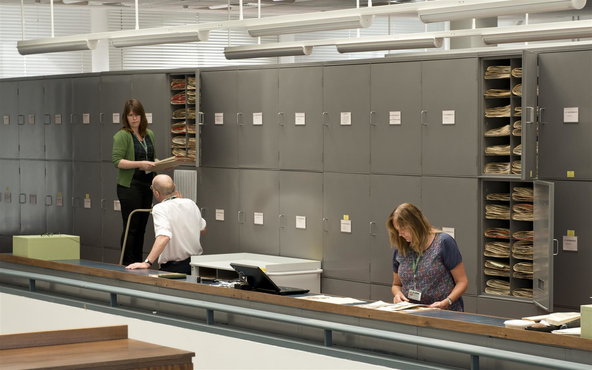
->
<box><xmin>152</xmin><ymin>174</ymin><xmax>176</xmax><ymax>198</ymax></box>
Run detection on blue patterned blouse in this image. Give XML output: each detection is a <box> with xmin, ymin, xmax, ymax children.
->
<box><xmin>392</xmin><ymin>233</ymin><xmax>464</xmax><ymax>311</ymax></box>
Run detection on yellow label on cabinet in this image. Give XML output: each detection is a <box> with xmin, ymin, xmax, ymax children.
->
<box><xmin>343</xmin><ymin>215</ymin><xmax>349</xmax><ymax>221</ymax></box>
<box><xmin>567</xmin><ymin>230</ymin><xmax>575</xmax><ymax>237</ymax></box>
<box><xmin>567</xmin><ymin>171</ymin><xmax>575</xmax><ymax>178</ymax></box>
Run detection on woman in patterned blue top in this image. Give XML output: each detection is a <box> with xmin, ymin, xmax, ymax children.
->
<box><xmin>387</xmin><ymin>203</ymin><xmax>468</xmax><ymax>311</ymax></box>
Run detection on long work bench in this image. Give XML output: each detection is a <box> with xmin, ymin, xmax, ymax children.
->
<box><xmin>1</xmin><ymin>254</ymin><xmax>591</xmax><ymax>370</ymax></box>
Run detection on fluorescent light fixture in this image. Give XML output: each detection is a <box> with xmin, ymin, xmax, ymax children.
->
<box><xmin>418</xmin><ymin>0</ymin><xmax>586</xmax><ymax>23</ymax></box>
<box><xmin>17</xmin><ymin>39</ymin><xmax>98</xmax><ymax>55</ymax></box>
<box><xmin>482</xmin><ymin>20</ymin><xmax>592</xmax><ymax>44</ymax></box>
<box><xmin>247</xmin><ymin>14</ymin><xmax>373</xmax><ymax>37</ymax></box>
<box><xmin>336</xmin><ymin>36</ymin><xmax>443</xmax><ymax>53</ymax></box>
<box><xmin>111</xmin><ymin>30</ymin><xmax>210</xmax><ymax>47</ymax></box>
<box><xmin>225</xmin><ymin>44</ymin><xmax>313</xmax><ymax>59</ymax></box>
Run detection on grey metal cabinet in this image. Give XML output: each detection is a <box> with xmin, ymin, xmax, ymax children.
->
<box><xmin>422</xmin><ymin>58</ymin><xmax>479</xmax><ymax>177</ymax></box>
<box><xmin>18</xmin><ymin>80</ymin><xmax>45</xmax><ymax>160</ymax></box>
<box><xmin>72</xmin><ymin>76</ymin><xmax>102</xmax><ymax>162</ymax></box>
<box><xmin>323</xmin><ymin>172</ymin><xmax>370</xmax><ymax>281</ymax></box>
<box><xmin>370</xmin><ymin>62</ymin><xmax>422</xmax><ymax>175</ymax></box>
<box><xmin>45</xmin><ymin>161</ymin><xmax>73</xmax><ymax>234</ymax></box>
<box><xmin>200</xmin><ymin>70</ymin><xmax>238</xmax><ymax>168</ymax></box>
<box><xmin>278</xmin><ymin>66</ymin><xmax>323</xmax><ymax>172</ymax></box>
<box><xmin>322</xmin><ymin>278</ymin><xmax>370</xmax><ymax>300</ymax></box>
<box><xmin>279</xmin><ymin>171</ymin><xmax>323</xmax><ymax>260</ymax></box>
<box><xmin>323</xmin><ymin>64</ymin><xmax>371</xmax><ymax>174</ymax></box>
<box><xmin>101</xmin><ymin>162</ymin><xmax>121</xmax><ymax>250</ymax></box>
<box><xmin>72</xmin><ymin>162</ymin><xmax>103</xmax><ymax>248</ymax></box>
<box><xmin>0</xmin><ymin>159</ymin><xmax>21</xmax><ymax>235</ymax></box>
<box><xmin>549</xmin><ymin>181</ymin><xmax>590</xmax><ymax>310</ymax></box>
<box><xmin>19</xmin><ymin>160</ymin><xmax>46</xmax><ymax>234</ymax></box>
<box><xmin>100</xmin><ymin>75</ymin><xmax>132</xmax><ymax>162</ymax></box>
<box><xmin>239</xmin><ymin>169</ymin><xmax>279</xmax><ymax>255</ymax></box>
<box><xmin>132</xmin><ymin>74</ymin><xmax>168</xmax><ymax>161</ymax></box>
<box><xmin>237</xmin><ymin>69</ymin><xmax>279</xmax><ymax>170</ymax></box>
<box><xmin>421</xmin><ymin>176</ymin><xmax>479</xmax><ymax>295</ymax></box>
<box><xmin>198</xmin><ymin>167</ymin><xmax>240</xmax><ymax>255</ymax></box>
<box><xmin>538</xmin><ymin>50</ymin><xmax>592</xmax><ymax>180</ymax></box>
<box><xmin>370</xmin><ymin>174</ymin><xmax>422</xmax><ymax>285</ymax></box>
<box><xmin>44</xmin><ymin>78</ymin><xmax>73</xmax><ymax>161</ymax></box>
<box><xmin>0</xmin><ymin>81</ymin><xmax>19</xmax><ymax>159</ymax></box>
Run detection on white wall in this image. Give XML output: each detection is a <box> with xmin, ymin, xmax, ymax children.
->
<box><xmin>0</xmin><ymin>293</ymin><xmax>391</xmax><ymax>370</ymax></box>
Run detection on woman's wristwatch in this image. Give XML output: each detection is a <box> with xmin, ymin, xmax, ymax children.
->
<box><xmin>144</xmin><ymin>258</ymin><xmax>152</xmax><ymax>266</ymax></box>
<box><xmin>446</xmin><ymin>297</ymin><xmax>453</xmax><ymax>306</ymax></box>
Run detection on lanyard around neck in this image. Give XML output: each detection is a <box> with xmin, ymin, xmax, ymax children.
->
<box><xmin>162</xmin><ymin>195</ymin><xmax>177</xmax><ymax>203</ymax></box>
<box><xmin>412</xmin><ymin>252</ymin><xmax>421</xmax><ymax>275</ymax></box>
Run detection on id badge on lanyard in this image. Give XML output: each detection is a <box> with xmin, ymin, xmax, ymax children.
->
<box><xmin>408</xmin><ymin>252</ymin><xmax>422</xmax><ymax>301</ymax></box>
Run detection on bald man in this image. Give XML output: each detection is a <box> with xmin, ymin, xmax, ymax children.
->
<box><xmin>126</xmin><ymin>174</ymin><xmax>206</xmax><ymax>274</ymax></box>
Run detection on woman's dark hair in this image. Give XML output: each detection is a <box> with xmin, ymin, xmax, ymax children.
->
<box><xmin>121</xmin><ymin>99</ymin><xmax>148</xmax><ymax>137</ymax></box>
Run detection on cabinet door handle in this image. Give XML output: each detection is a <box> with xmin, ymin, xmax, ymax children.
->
<box><xmin>525</xmin><ymin>106</ymin><xmax>535</xmax><ymax>124</ymax></box>
<box><xmin>19</xmin><ymin>193</ymin><xmax>26</xmax><ymax>204</ymax></box>
<box><xmin>279</xmin><ymin>214</ymin><xmax>285</xmax><ymax>228</ymax></box>
<box><xmin>322</xmin><ymin>112</ymin><xmax>329</xmax><ymax>127</ymax></box>
<box><xmin>421</xmin><ymin>110</ymin><xmax>428</xmax><ymax>126</ymax></box>
<box><xmin>322</xmin><ymin>217</ymin><xmax>329</xmax><ymax>232</ymax></box>
<box><xmin>18</xmin><ymin>115</ymin><xmax>25</xmax><ymax>125</ymax></box>
<box><xmin>45</xmin><ymin>195</ymin><xmax>52</xmax><ymax>206</ymax></box>
<box><xmin>236</xmin><ymin>112</ymin><xmax>243</xmax><ymax>126</ymax></box>
<box><xmin>199</xmin><ymin>112</ymin><xmax>205</xmax><ymax>125</ymax></box>
<box><xmin>553</xmin><ymin>238</ymin><xmax>559</xmax><ymax>256</ymax></box>
<box><xmin>539</xmin><ymin>107</ymin><xmax>546</xmax><ymax>125</ymax></box>
<box><xmin>44</xmin><ymin>114</ymin><xmax>52</xmax><ymax>125</ymax></box>
<box><xmin>278</xmin><ymin>112</ymin><xmax>284</xmax><ymax>126</ymax></box>
<box><xmin>99</xmin><ymin>112</ymin><xmax>104</xmax><ymax>124</ymax></box>
<box><xmin>238</xmin><ymin>210</ymin><xmax>244</xmax><ymax>223</ymax></box>
<box><xmin>370</xmin><ymin>221</ymin><xmax>376</xmax><ymax>236</ymax></box>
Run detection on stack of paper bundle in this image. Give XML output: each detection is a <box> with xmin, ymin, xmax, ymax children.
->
<box><xmin>513</xmin><ymin>203</ymin><xmax>533</xmax><ymax>221</ymax></box>
<box><xmin>512</xmin><ymin>288</ymin><xmax>533</xmax><ymax>298</ymax></box>
<box><xmin>485</xmin><ymin>145</ymin><xmax>511</xmax><ymax>156</ymax></box>
<box><xmin>513</xmin><ymin>262</ymin><xmax>533</xmax><ymax>279</ymax></box>
<box><xmin>513</xmin><ymin>120</ymin><xmax>522</xmax><ymax>136</ymax></box>
<box><xmin>485</xmin><ymin>227</ymin><xmax>510</xmax><ymax>239</ymax></box>
<box><xmin>512</xmin><ymin>68</ymin><xmax>522</xmax><ymax>78</ymax></box>
<box><xmin>485</xmin><ymin>105</ymin><xmax>511</xmax><ymax>117</ymax></box>
<box><xmin>513</xmin><ymin>230</ymin><xmax>533</xmax><ymax>241</ymax></box>
<box><xmin>486</xmin><ymin>279</ymin><xmax>510</xmax><ymax>296</ymax></box>
<box><xmin>512</xmin><ymin>160</ymin><xmax>521</xmax><ymax>175</ymax></box>
<box><xmin>484</xmin><ymin>124</ymin><xmax>510</xmax><ymax>137</ymax></box>
<box><xmin>485</xmin><ymin>65</ymin><xmax>511</xmax><ymax>79</ymax></box>
<box><xmin>485</xmin><ymin>241</ymin><xmax>510</xmax><ymax>258</ymax></box>
<box><xmin>485</xmin><ymin>89</ymin><xmax>511</xmax><ymax>98</ymax></box>
<box><xmin>486</xmin><ymin>204</ymin><xmax>510</xmax><ymax>220</ymax></box>
<box><xmin>512</xmin><ymin>187</ymin><xmax>533</xmax><ymax>201</ymax></box>
<box><xmin>512</xmin><ymin>83</ymin><xmax>522</xmax><ymax>97</ymax></box>
<box><xmin>485</xmin><ymin>260</ymin><xmax>510</xmax><ymax>277</ymax></box>
<box><xmin>513</xmin><ymin>144</ymin><xmax>522</xmax><ymax>156</ymax></box>
<box><xmin>486</xmin><ymin>193</ymin><xmax>510</xmax><ymax>201</ymax></box>
<box><xmin>512</xmin><ymin>240</ymin><xmax>533</xmax><ymax>260</ymax></box>
<box><xmin>485</xmin><ymin>162</ymin><xmax>511</xmax><ymax>174</ymax></box>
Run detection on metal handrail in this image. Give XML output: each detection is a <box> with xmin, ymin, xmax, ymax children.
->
<box><xmin>0</xmin><ymin>268</ymin><xmax>588</xmax><ymax>370</ymax></box>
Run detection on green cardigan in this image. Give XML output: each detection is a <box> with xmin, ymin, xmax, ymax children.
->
<box><xmin>112</xmin><ymin>129</ymin><xmax>156</xmax><ymax>187</ymax></box>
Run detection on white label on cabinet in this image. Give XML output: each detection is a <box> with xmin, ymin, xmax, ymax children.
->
<box><xmin>216</xmin><ymin>209</ymin><xmax>225</xmax><ymax>221</ymax></box>
<box><xmin>442</xmin><ymin>110</ymin><xmax>455</xmax><ymax>125</ymax></box>
<box><xmin>296</xmin><ymin>215</ymin><xmax>306</xmax><ymax>229</ymax></box>
<box><xmin>56</xmin><ymin>195</ymin><xmax>63</xmax><ymax>207</ymax></box>
<box><xmin>563</xmin><ymin>236</ymin><xmax>577</xmax><ymax>252</ymax></box>
<box><xmin>253</xmin><ymin>112</ymin><xmax>263</xmax><ymax>126</ymax></box>
<box><xmin>146</xmin><ymin>113</ymin><xmax>153</xmax><ymax>124</ymax></box>
<box><xmin>113</xmin><ymin>200</ymin><xmax>121</xmax><ymax>211</ymax></box>
<box><xmin>389</xmin><ymin>111</ymin><xmax>402</xmax><ymax>125</ymax></box>
<box><xmin>112</xmin><ymin>113</ymin><xmax>120</xmax><ymax>124</ymax></box>
<box><xmin>564</xmin><ymin>107</ymin><xmax>579</xmax><ymax>123</ymax></box>
<box><xmin>29</xmin><ymin>194</ymin><xmax>36</xmax><ymax>204</ymax></box>
<box><xmin>341</xmin><ymin>219</ymin><xmax>352</xmax><ymax>233</ymax></box>
<box><xmin>340</xmin><ymin>112</ymin><xmax>352</xmax><ymax>126</ymax></box>
<box><xmin>215</xmin><ymin>113</ymin><xmax>224</xmax><ymax>125</ymax></box>
<box><xmin>28</xmin><ymin>115</ymin><xmax>35</xmax><ymax>125</ymax></box>
<box><xmin>254</xmin><ymin>212</ymin><xmax>264</xmax><ymax>225</ymax></box>
<box><xmin>295</xmin><ymin>112</ymin><xmax>306</xmax><ymax>126</ymax></box>
<box><xmin>84</xmin><ymin>197</ymin><xmax>91</xmax><ymax>209</ymax></box>
<box><xmin>55</xmin><ymin>114</ymin><xmax>62</xmax><ymax>125</ymax></box>
<box><xmin>3</xmin><ymin>115</ymin><xmax>9</xmax><ymax>125</ymax></box>
<box><xmin>442</xmin><ymin>227</ymin><xmax>455</xmax><ymax>239</ymax></box>
<box><xmin>82</xmin><ymin>113</ymin><xmax>90</xmax><ymax>124</ymax></box>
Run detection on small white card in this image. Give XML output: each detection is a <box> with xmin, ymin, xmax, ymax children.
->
<box><xmin>408</xmin><ymin>289</ymin><xmax>422</xmax><ymax>301</ymax></box>
<box><xmin>82</xmin><ymin>113</ymin><xmax>90</xmax><ymax>124</ymax></box>
<box><xmin>254</xmin><ymin>212</ymin><xmax>264</xmax><ymax>225</ymax></box>
<box><xmin>29</xmin><ymin>194</ymin><xmax>37</xmax><ymax>204</ymax></box>
<box><xmin>113</xmin><ymin>200</ymin><xmax>121</xmax><ymax>211</ymax></box>
<box><xmin>341</xmin><ymin>219</ymin><xmax>352</xmax><ymax>233</ymax></box>
<box><xmin>389</xmin><ymin>111</ymin><xmax>402</xmax><ymax>125</ymax></box>
<box><xmin>112</xmin><ymin>113</ymin><xmax>120</xmax><ymax>124</ymax></box>
<box><xmin>216</xmin><ymin>209</ymin><xmax>225</xmax><ymax>221</ymax></box>
<box><xmin>84</xmin><ymin>198</ymin><xmax>91</xmax><ymax>209</ymax></box>
<box><xmin>215</xmin><ymin>113</ymin><xmax>224</xmax><ymax>125</ymax></box>
<box><xmin>442</xmin><ymin>227</ymin><xmax>455</xmax><ymax>239</ymax></box>
<box><xmin>55</xmin><ymin>114</ymin><xmax>62</xmax><ymax>125</ymax></box>
<box><xmin>3</xmin><ymin>115</ymin><xmax>8</xmax><ymax>125</ymax></box>
<box><xmin>295</xmin><ymin>113</ymin><xmax>306</xmax><ymax>126</ymax></box>
<box><xmin>564</xmin><ymin>107</ymin><xmax>579</xmax><ymax>123</ymax></box>
<box><xmin>28</xmin><ymin>115</ymin><xmax>35</xmax><ymax>125</ymax></box>
<box><xmin>146</xmin><ymin>113</ymin><xmax>153</xmax><ymax>124</ymax></box>
<box><xmin>340</xmin><ymin>112</ymin><xmax>352</xmax><ymax>126</ymax></box>
<box><xmin>563</xmin><ymin>236</ymin><xmax>577</xmax><ymax>251</ymax></box>
<box><xmin>5</xmin><ymin>193</ymin><xmax>11</xmax><ymax>203</ymax></box>
<box><xmin>253</xmin><ymin>112</ymin><xmax>263</xmax><ymax>126</ymax></box>
<box><xmin>56</xmin><ymin>195</ymin><xmax>63</xmax><ymax>207</ymax></box>
<box><xmin>442</xmin><ymin>110</ymin><xmax>455</xmax><ymax>125</ymax></box>
<box><xmin>296</xmin><ymin>215</ymin><xmax>306</xmax><ymax>229</ymax></box>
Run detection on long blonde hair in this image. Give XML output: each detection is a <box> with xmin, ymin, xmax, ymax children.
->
<box><xmin>386</xmin><ymin>203</ymin><xmax>434</xmax><ymax>257</ymax></box>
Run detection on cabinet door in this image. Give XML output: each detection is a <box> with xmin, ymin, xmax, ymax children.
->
<box><xmin>45</xmin><ymin>161</ymin><xmax>73</xmax><ymax>235</ymax></box>
<box><xmin>72</xmin><ymin>76</ymin><xmax>102</xmax><ymax>162</ymax></box>
<box><xmin>422</xmin><ymin>58</ymin><xmax>479</xmax><ymax>176</ymax></box>
<box><xmin>0</xmin><ymin>159</ymin><xmax>21</xmax><ymax>235</ymax></box>
<box><xmin>239</xmin><ymin>169</ymin><xmax>279</xmax><ymax>255</ymax></box>
<box><xmin>198</xmin><ymin>167</ymin><xmax>240</xmax><ymax>255</ymax></box>
<box><xmin>101</xmin><ymin>75</ymin><xmax>132</xmax><ymax>162</ymax></box>
<box><xmin>278</xmin><ymin>67</ymin><xmax>323</xmax><ymax>172</ymax></box>
<box><xmin>201</xmin><ymin>71</ymin><xmax>238</xmax><ymax>168</ymax></box>
<box><xmin>18</xmin><ymin>80</ymin><xmax>45</xmax><ymax>160</ymax></box>
<box><xmin>101</xmin><ymin>162</ymin><xmax>121</xmax><ymax>251</ymax></box>
<box><xmin>323</xmin><ymin>172</ymin><xmax>370</xmax><ymax>281</ymax></box>
<box><xmin>0</xmin><ymin>82</ymin><xmax>19</xmax><ymax>159</ymax></box>
<box><xmin>44</xmin><ymin>78</ymin><xmax>72</xmax><ymax>160</ymax></box>
<box><xmin>421</xmin><ymin>176</ymin><xmax>479</xmax><ymax>295</ymax></box>
<box><xmin>538</xmin><ymin>50</ymin><xmax>592</xmax><ymax>180</ymax></box>
<box><xmin>72</xmin><ymin>162</ymin><xmax>103</xmax><ymax>248</ymax></box>
<box><xmin>279</xmin><ymin>171</ymin><xmax>323</xmax><ymax>260</ymax></box>
<box><xmin>521</xmin><ymin>50</ymin><xmax>538</xmax><ymax>180</ymax></box>
<box><xmin>370</xmin><ymin>174</ymin><xmax>422</xmax><ymax>285</ymax></box>
<box><xmin>371</xmin><ymin>62</ymin><xmax>422</xmax><ymax>175</ymax></box>
<box><xmin>19</xmin><ymin>160</ymin><xmax>46</xmax><ymax>234</ymax></box>
<box><xmin>323</xmin><ymin>64</ymin><xmax>371</xmax><ymax>174</ymax></box>
<box><xmin>132</xmin><ymin>74</ymin><xmax>168</xmax><ymax>161</ymax></box>
<box><xmin>238</xmin><ymin>69</ymin><xmax>279</xmax><ymax>169</ymax></box>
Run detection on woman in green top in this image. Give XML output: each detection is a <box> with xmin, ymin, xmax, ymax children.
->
<box><xmin>112</xmin><ymin>99</ymin><xmax>157</xmax><ymax>265</ymax></box>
